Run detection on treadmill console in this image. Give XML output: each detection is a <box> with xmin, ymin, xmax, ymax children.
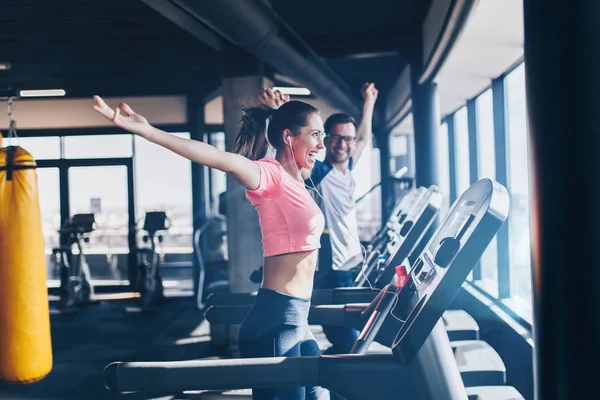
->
<box><xmin>387</xmin><ymin>179</ymin><xmax>509</xmax><ymax>364</ymax></box>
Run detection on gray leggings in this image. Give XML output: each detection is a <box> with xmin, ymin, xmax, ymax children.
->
<box><xmin>239</xmin><ymin>288</ymin><xmax>330</xmax><ymax>400</ymax></box>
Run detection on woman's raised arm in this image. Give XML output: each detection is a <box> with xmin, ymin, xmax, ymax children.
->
<box><xmin>93</xmin><ymin>95</ymin><xmax>260</xmax><ymax>190</ymax></box>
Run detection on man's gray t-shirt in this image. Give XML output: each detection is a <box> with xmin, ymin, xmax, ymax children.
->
<box><xmin>306</xmin><ymin>159</ymin><xmax>362</xmax><ymax>271</ymax></box>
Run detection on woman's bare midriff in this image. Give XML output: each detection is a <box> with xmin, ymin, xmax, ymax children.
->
<box><xmin>261</xmin><ymin>250</ymin><xmax>319</xmax><ymax>299</ymax></box>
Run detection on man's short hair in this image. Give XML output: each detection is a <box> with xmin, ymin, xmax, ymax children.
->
<box><xmin>324</xmin><ymin>113</ymin><xmax>356</xmax><ymax>135</ymax></box>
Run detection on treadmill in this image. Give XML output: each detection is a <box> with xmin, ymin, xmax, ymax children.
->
<box><xmin>206</xmin><ymin>184</ymin><xmax>501</xmax><ymax>386</ymax></box>
<box><xmin>205</xmin><ymin>187</ymin><xmax>505</xmax><ymax>388</ymax></box>
<box><xmin>366</xmin><ymin>186</ymin><xmax>422</xmax><ymax>251</ymax></box>
<box><xmin>103</xmin><ymin>179</ymin><xmax>522</xmax><ymax>400</ymax></box>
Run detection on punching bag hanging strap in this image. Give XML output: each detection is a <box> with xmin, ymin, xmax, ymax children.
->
<box><xmin>7</xmin><ymin>97</ymin><xmax>17</xmax><ymax>140</ymax></box>
<box><xmin>1</xmin><ymin>96</ymin><xmax>35</xmax><ymax>181</ymax></box>
<box><xmin>6</xmin><ymin>145</ymin><xmax>13</xmax><ymax>181</ymax></box>
<box><xmin>4</xmin><ymin>97</ymin><xmax>17</xmax><ymax>181</ymax></box>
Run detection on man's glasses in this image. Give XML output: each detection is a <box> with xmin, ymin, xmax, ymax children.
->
<box><xmin>327</xmin><ymin>134</ymin><xmax>356</xmax><ymax>144</ymax></box>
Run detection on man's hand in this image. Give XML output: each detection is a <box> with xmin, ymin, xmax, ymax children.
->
<box><xmin>352</xmin><ymin>83</ymin><xmax>378</xmax><ymax>166</ymax></box>
<box><xmin>361</xmin><ymin>82</ymin><xmax>379</xmax><ymax>107</ymax></box>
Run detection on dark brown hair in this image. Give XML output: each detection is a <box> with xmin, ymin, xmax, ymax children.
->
<box><xmin>232</xmin><ymin>101</ymin><xmax>319</xmax><ymax>160</ymax></box>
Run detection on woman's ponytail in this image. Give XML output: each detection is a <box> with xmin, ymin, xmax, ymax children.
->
<box><xmin>232</xmin><ymin>105</ymin><xmax>274</xmax><ymax>160</ymax></box>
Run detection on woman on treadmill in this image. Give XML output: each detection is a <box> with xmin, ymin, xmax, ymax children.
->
<box><xmin>93</xmin><ymin>90</ymin><xmax>329</xmax><ymax>400</ymax></box>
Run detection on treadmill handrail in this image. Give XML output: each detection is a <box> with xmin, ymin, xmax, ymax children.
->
<box><xmin>352</xmin><ymin>284</ymin><xmax>399</xmax><ymax>355</ymax></box>
<box><xmin>206</xmin><ymin>303</ymin><xmax>371</xmax><ymax>327</ymax></box>
<box><xmin>104</xmin><ymin>354</ymin><xmax>407</xmax><ymax>397</ymax></box>
<box><xmin>104</xmin><ymin>356</ymin><xmax>320</xmax><ymax>393</ymax></box>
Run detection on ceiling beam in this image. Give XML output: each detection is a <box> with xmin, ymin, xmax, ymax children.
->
<box><xmin>306</xmin><ymin>29</ymin><xmax>417</xmax><ymax>60</ymax></box>
<box><xmin>139</xmin><ymin>0</ymin><xmax>224</xmax><ymax>52</ymax></box>
<box><xmin>165</xmin><ymin>0</ymin><xmax>366</xmax><ymax>120</ymax></box>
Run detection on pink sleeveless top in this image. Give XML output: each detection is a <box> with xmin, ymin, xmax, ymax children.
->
<box><xmin>246</xmin><ymin>158</ymin><xmax>325</xmax><ymax>257</ymax></box>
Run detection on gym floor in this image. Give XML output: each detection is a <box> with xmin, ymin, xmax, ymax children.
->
<box><xmin>0</xmin><ymin>298</ymin><xmax>212</xmax><ymax>400</ymax></box>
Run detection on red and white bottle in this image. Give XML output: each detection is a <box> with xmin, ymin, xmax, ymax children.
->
<box><xmin>395</xmin><ymin>265</ymin><xmax>409</xmax><ymax>289</ymax></box>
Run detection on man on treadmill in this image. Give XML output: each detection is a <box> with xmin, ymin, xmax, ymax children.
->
<box><xmin>305</xmin><ymin>83</ymin><xmax>379</xmax><ymax>355</ymax></box>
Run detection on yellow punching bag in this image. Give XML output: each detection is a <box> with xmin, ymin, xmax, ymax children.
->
<box><xmin>0</xmin><ymin>145</ymin><xmax>53</xmax><ymax>383</ymax></box>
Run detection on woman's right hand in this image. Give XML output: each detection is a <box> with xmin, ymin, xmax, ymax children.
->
<box><xmin>258</xmin><ymin>88</ymin><xmax>290</xmax><ymax>108</ymax></box>
<box><xmin>93</xmin><ymin>95</ymin><xmax>154</xmax><ymax>139</ymax></box>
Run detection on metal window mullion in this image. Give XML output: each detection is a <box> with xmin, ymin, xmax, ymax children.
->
<box><xmin>492</xmin><ymin>77</ymin><xmax>511</xmax><ymax>299</ymax></box>
<box><xmin>466</xmin><ymin>99</ymin><xmax>481</xmax><ymax>280</ymax></box>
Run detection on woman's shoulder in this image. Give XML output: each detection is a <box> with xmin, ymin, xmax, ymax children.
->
<box><xmin>255</xmin><ymin>158</ymin><xmax>282</xmax><ymax>167</ymax></box>
<box><xmin>246</xmin><ymin>158</ymin><xmax>284</xmax><ymax>201</ymax></box>
<box><xmin>254</xmin><ymin>158</ymin><xmax>285</xmax><ymax>177</ymax></box>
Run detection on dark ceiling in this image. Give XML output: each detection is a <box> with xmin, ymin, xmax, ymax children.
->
<box><xmin>270</xmin><ymin>0</ymin><xmax>424</xmax><ymax>56</ymax></box>
<box><xmin>0</xmin><ymin>0</ymin><xmax>220</xmax><ymax>98</ymax></box>
<box><xmin>0</xmin><ymin>0</ymin><xmax>431</xmax><ymax>102</ymax></box>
